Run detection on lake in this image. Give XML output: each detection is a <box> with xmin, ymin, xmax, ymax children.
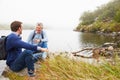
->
<box><xmin>0</xmin><ymin>29</ymin><xmax>115</xmax><ymax>52</ymax></box>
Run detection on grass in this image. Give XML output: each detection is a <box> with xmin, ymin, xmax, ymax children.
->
<box><xmin>3</xmin><ymin>54</ymin><xmax>120</xmax><ymax>80</ymax></box>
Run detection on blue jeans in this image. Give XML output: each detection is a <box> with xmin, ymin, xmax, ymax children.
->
<box><xmin>38</xmin><ymin>41</ymin><xmax>48</xmax><ymax>48</ymax></box>
<box><xmin>9</xmin><ymin>50</ymin><xmax>47</xmax><ymax>76</ymax></box>
<box><xmin>33</xmin><ymin>52</ymin><xmax>47</xmax><ymax>61</ymax></box>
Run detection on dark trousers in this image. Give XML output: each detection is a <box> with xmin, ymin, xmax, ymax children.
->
<box><xmin>9</xmin><ymin>50</ymin><xmax>38</xmax><ymax>76</ymax></box>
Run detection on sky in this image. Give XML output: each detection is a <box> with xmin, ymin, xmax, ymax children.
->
<box><xmin>0</xmin><ymin>0</ymin><xmax>110</xmax><ymax>30</ymax></box>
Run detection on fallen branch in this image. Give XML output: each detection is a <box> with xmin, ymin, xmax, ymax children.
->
<box><xmin>73</xmin><ymin>54</ymin><xmax>93</xmax><ymax>58</ymax></box>
<box><xmin>72</xmin><ymin>48</ymin><xmax>93</xmax><ymax>55</ymax></box>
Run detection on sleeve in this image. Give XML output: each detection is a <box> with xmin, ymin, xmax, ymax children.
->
<box><xmin>13</xmin><ymin>37</ymin><xmax>37</xmax><ymax>51</ymax></box>
<box><xmin>27</xmin><ymin>30</ymin><xmax>35</xmax><ymax>44</ymax></box>
<box><xmin>41</xmin><ymin>30</ymin><xmax>48</xmax><ymax>42</ymax></box>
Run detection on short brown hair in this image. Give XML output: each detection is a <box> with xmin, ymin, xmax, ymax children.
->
<box><xmin>10</xmin><ymin>21</ymin><xmax>22</xmax><ymax>32</ymax></box>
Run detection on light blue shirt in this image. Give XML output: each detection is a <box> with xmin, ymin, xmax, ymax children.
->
<box><xmin>27</xmin><ymin>30</ymin><xmax>48</xmax><ymax>45</ymax></box>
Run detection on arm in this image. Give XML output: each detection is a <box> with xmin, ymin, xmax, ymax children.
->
<box><xmin>14</xmin><ymin>37</ymin><xmax>38</xmax><ymax>51</ymax></box>
<box><xmin>41</xmin><ymin>30</ymin><xmax>48</xmax><ymax>42</ymax></box>
<box><xmin>14</xmin><ymin>37</ymin><xmax>48</xmax><ymax>52</ymax></box>
<box><xmin>27</xmin><ymin>30</ymin><xmax>35</xmax><ymax>44</ymax></box>
<box><xmin>6</xmin><ymin>33</ymin><xmax>48</xmax><ymax>52</ymax></box>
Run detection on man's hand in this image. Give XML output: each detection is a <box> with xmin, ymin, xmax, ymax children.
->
<box><xmin>33</xmin><ymin>39</ymin><xmax>41</xmax><ymax>43</ymax></box>
<box><xmin>40</xmin><ymin>48</ymin><xmax>48</xmax><ymax>52</ymax></box>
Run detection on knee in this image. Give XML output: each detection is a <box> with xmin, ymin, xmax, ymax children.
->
<box><xmin>42</xmin><ymin>52</ymin><xmax>47</xmax><ymax>60</ymax></box>
<box><xmin>22</xmin><ymin>50</ymin><xmax>34</xmax><ymax>57</ymax></box>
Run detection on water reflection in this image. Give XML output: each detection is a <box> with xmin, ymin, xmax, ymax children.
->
<box><xmin>79</xmin><ymin>32</ymin><xmax>115</xmax><ymax>47</ymax></box>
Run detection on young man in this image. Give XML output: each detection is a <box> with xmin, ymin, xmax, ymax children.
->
<box><xmin>5</xmin><ymin>21</ymin><xmax>48</xmax><ymax>79</ymax></box>
<box><xmin>27</xmin><ymin>22</ymin><xmax>48</xmax><ymax>60</ymax></box>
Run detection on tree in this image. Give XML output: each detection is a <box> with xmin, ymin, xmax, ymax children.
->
<box><xmin>80</xmin><ymin>11</ymin><xmax>95</xmax><ymax>25</ymax></box>
<box><xmin>114</xmin><ymin>10</ymin><xmax>120</xmax><ymax>22</ymax></box>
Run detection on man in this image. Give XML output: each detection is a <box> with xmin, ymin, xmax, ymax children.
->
<box><xmin>27</xmin><ymin>22</ymin><xmax>48</xmax><ymax>60</ymax></box>
<box><xmin>5</xmin><ymin>21</ymin><xmax>48</xmax><ymax>79</ymax></box>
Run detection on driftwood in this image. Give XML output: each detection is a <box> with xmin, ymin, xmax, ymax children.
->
<box><xmin>72</xmin><ymin>48</ymin><xmax>93</xmax><ymax>55</ymax></box>
<box><xmin>72</xmin><ymin>48</ymin><xmax>93</xmax><ymax>58</ymax></box>
<box><xmin>72</xmin><ymin>47</ymin><xmax>102</xmax><ymax>59</ymax></box>
<box><xmin>72</xmin><ymin>45</ymin><xmax>114</xmax><ymax>61</ymax></box>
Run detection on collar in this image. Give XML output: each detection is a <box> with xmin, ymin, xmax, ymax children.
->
<box><xmin>12</xmin><ymin>32</ymin><xmax>21</xmax><ymax>36</ymax></box>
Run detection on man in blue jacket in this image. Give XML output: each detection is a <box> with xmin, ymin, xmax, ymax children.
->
<box><xmin>5</xmin><ymin>21</ymin><xmax>48</xmax><ymax>79</ymax></box>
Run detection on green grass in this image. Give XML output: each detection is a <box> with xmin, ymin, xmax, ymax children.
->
<box><xmin>4</xmin><ymin>55</ymin><xmax>120</xmax><ymax>80</ymax></box>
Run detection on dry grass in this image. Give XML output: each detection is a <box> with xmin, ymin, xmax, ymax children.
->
<box><xmin>3</xmin><ymin>54</ymin><xmax>120</xmax><ymax>80</ymax></box>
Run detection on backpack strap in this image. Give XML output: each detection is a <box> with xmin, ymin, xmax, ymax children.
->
<box><xmin>31</xmin><ymin>30</ymin><xmax>44</xmax><ymax>40</ymax></box>
<box><xmin>31</xmin><ymin>30</ymin><xmax>36</xmax><ymax>40</ymax></box>
<box><xmin>41</xmin><ymin>31</ymin><xmax>44</xmax><ymax>39</ymax></box>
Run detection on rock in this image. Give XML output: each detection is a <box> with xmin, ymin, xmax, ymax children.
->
<box><xmin>2</xmin><ymin>66</ymin><xmax>28</xmax><ymax>77</ymax></box>
<box><xmin>108</xmin><ymin>46</ymin><xmax>114</xmax><ymax>51</ymax></box>
<box><xmin>0</xmin><ymin>60</ymin><xmax>6</xmax><ymax>76</ymax></box>
<box><xmin>92</xmin><ymin>48</ymin><xmax>101</xmax><ymax>60</ymax></box>
<box><xmin>2</xmin><ymin>63</ymin><xmax>41</xmax><ymax>77</ymax></box>
<box><xmin>0</xmin><ymin>76</ymin><xmax>9</xmax><ymax>80</ymax></box>
<box><xmin>102</xmin><ymin>42</ymin><xmax>117</xmax><ymax>48</ymax></box>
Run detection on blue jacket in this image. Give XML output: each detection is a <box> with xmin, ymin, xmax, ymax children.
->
<box><xmin>6</xmin><ymin>33</ymin><xmax>38</xmax><ymax>66</ymax></box>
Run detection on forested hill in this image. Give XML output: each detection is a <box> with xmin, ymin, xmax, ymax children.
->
<box><xmin>76</xmin><ymin>0</ymin><xmax>120</xmax><ymax>33</ymax></box>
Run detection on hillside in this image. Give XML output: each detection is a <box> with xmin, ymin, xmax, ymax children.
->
<box><xmin>76</xmin><ymin>0</ymin><xmax>120</xmax><ymax>33</ymax></box>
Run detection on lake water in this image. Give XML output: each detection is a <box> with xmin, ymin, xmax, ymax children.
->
<box><xmin>0</xmin><ymin>29</ymin><xmax>115</xmax><ymax>52</ymax></box>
